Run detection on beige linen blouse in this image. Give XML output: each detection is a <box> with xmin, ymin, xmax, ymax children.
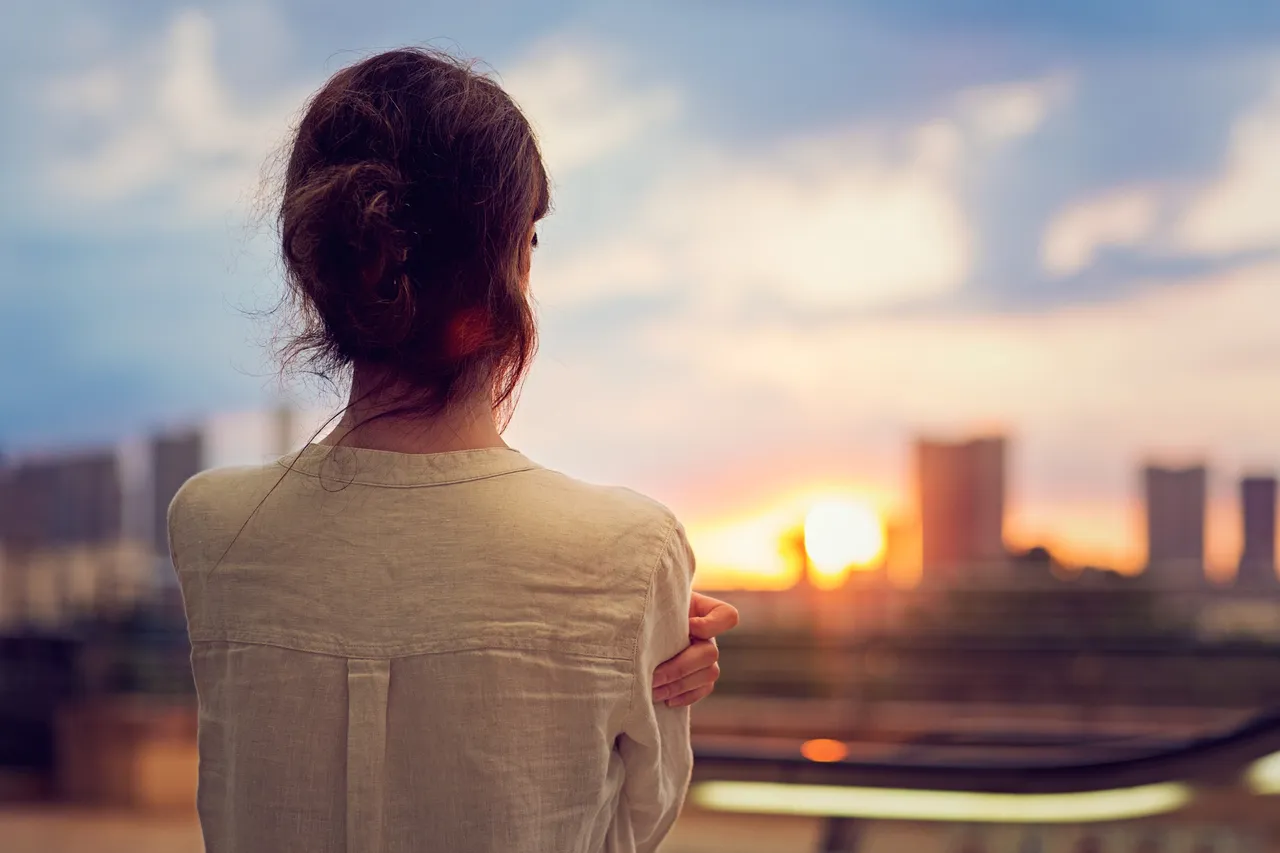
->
<box><xmin>168</xmin><ymin>444</ymin><xmax>694</xmax><ymax>853</ymax></box>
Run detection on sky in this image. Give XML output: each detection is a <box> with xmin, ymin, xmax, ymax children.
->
<box><xmin>5</xmin><ymin>1</ymin><xmax>1280</xmax><ymax>586</ymax></box>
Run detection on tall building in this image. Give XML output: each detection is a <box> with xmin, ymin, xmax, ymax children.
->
<box><xmin>1238</xmin><ymin>475</ymin><xmax>1277</xmax><ymax>588</ymax></box>
<box><xmin>0</xmin><ymin>460</ymin><xmax>14</xmax><ymax>626</ymax></box>
<box><xmin>1144</xmin><ymin>465</ymin><xmax>1207</xmax><ymax>587</ymax></box>
<box><xmin>0</xmin><ymin>450</ymin><xmax>122</xmax><ymax>551</ymax></box>
<box><xmin>149</xmin><ymin>429</ymin><xmax>204</xmax><ymax>560</ymax></box>
<box><xmin>916</xmin><ymin>436</ymin><xmax>1007</xmax><ymax>582</ymax></box>
<box><xmin>0</xmin><ymin>448</ymin><xmax>147</xmax><ymax>628</ymax></box>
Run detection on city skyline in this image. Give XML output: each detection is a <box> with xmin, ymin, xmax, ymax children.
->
<box><xmin>688</xmin><ymin>431</ymin><xmax>1280</xmax><ymax>590</ymax></box>
<box><xmin>5</xmin><ymin>406</ymin><xmax>1278</xmax><ymax>594</ymax></box>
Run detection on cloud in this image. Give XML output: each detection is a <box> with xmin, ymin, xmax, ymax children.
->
<box><xmin>671</xmin><ymin>122</ymin><xmax>975</xmax><ymax>313</ymax></box>
<box><xmin>47</xmin><ymin>66</ymin><xmax>125</xmax><ymax>117</ymax></box>
<box><xmin>1040</xmin><ymin>186</ymin><xmax>1160</xmax><ymax>275</ymax></box>
<box><xmin>532</xmin><ymin>70</ymin><xmax>1079</xmax><ymax>315</ymax></box>
<box><xmin>37</xmin><ymin>21</ymin><xmax>685</xmax><ymax>228</ymax></box>
<box><xmin>501</xmin><ymin>41</ymin><xmax>682</xmax><ymax>176</ymax></box>
<box><xmin>536</xmin><ymin>117</ymin><xmax>977</xmax><ymax>312</ymax></box>
<box><xmin>660</xmin><ymin>260</ymin><xmax>1280</xmax><ymax>444</ymax></box>
<box><xmin>1176</xmin><ymin>71</ymin><xmax>1280</xmax><ymax>254</ymax></box>
<box><xmin>1039</xmin><ymin>68</ymin><xmax>1280</xmax><ymax>275</ymax></box>
<box><xmin>42</xmin><ymin>9</ymin><xmax>304</xmax><ymax>223</ymax></box>
<box><xmin>955</xmin><ymin>73</ymin><xmax>1073</xmax><ymax>144</ymax></box>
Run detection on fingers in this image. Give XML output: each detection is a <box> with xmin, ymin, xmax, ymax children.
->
<box><xmin>690</xmin><ymin>591</ymin><xmax>728</xmax><ymax>617</ymax></box>
<box><xmin>652</xmin><ymin>637</ymin><xmax>717</xmax><ymax>690</ymax></box>
<box><xmin>653</xmin><ymin>662</ymin><xmax>720</xmax><ymax>705</ymax></box>
<box><xmin>688</xmin><ymin>596</ymin><xmax>740</xmax><ymax>640</ymax></box>
<box><xmin>665</xmin><ymin>682</ymin><xmax>715</xmax><ymax>708</ymax></box>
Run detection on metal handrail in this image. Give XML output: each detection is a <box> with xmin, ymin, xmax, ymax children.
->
<box><xmin>692</xmin><ymin>707</ymin><xmax>1280</xmax><ymax>794</ymax></box>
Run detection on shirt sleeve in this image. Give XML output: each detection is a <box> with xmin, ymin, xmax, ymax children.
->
<box><xmin>616</xmin><ymin>519</ymin><xmax>696</xmax><ymax>853</ymax></box>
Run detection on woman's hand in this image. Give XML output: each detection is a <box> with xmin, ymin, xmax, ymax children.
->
<box><xmin>652</xmin><ymin>593</ymin><xmax>740</xmax><ymax>707</ymax></box>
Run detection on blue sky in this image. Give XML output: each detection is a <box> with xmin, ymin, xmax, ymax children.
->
<box><xmin>6</xmin><ymin>0</ymin><xmax>1280</xmax><ymax>574</ymax></box>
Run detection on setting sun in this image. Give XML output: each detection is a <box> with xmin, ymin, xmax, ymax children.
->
<box><xmin>804</xmin><ymin>499</ymin><xmax>885</xmax><ymax>586</ymax></box>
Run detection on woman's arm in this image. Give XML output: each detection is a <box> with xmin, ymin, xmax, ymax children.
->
<box><xmin>618</xmin><ymin>523</ymin><xmax>697</xmax><ymax>853</ymax></box>
<box><xmin>652</xmin><ymin>592</ymin><xmax>740</xmax><ymax>707</ymax></box>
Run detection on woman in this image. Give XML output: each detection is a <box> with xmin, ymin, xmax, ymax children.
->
<box><xmin>167</xmin><ymin>47</ymin><xmax>737</xmax><ymax>853</ymax></box>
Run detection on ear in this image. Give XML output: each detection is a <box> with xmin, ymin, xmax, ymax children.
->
<box><xmin>519</xmin><ymin>223</ymin><xmax>537</xmax><ymax>289</ymax></box>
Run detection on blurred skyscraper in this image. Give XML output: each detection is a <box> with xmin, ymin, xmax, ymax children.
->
<box><xmin>1237</xmin><ymin>475</ymin><xmax>1277</xmax><ymax>588</ymax></box>
<box><xmin>1143</xmin><ymin>465</ymin><xmax>1207</xmax><ymax>587</ymax></box>
<box><xmin>0</xmin><ymin>447</ymin><xmax>144</xmax><ymax>627</ymax></box>
<box><xmin>915</xmin><ymin>436</ymin><xmax>1007</xmax><ymax>583</ymax></box>
<box><xmin>150</xmin><ymin>430</ymin><xmax>203</xmax><ymax>561</ymax></box>
<box><xmin>149</xmin><ymin>407</ymin><xmax>325</xmax><ymax>583</ymax></box>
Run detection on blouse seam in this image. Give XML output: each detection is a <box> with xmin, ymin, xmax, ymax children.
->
<box><xmin>186</xmin><ymin>632</ymin><xmax>634</xmax><ymax>662</ymax></box>
<box><xmin>278</xmin><ymin>464</ymin><xmax>539</xmax><ymax>489</ymax></box>
<box><xmin>624</xmin><ymin>516</ymin><xmax>680</xmax><ymax>729</ymax></box>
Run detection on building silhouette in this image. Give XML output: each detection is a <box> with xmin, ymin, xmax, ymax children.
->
<box><xmin>915</xmin><ymin>436</ymin><xmax>1007</xmax><ymax>583</ymax></box>
<box><xmin>150</xmin><ymin>429</ymin><xmax>204</xmax><ymax>560</ymax></box>
<box><xmin>1144</xmin><ymin>465</ymin><xmax>1207</xmax><ymax>587</ymax></box>
<box><xmin>1237</xmin><ymin>475</ymin><xmax>1277</xmax><ymax>588</ymax></box>
<box><xmin>0</xmin><ymin>448</ymin><xmax>144</xmax><ymax>627</ymax></box>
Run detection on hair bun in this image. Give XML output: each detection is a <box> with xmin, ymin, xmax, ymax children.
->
<box><xmin>282</xmin><ymin>160</ymin><xmax>417</xmax><ymax>356</ymax></box>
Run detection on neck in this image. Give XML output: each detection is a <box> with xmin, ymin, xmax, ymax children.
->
<box><xmin>320</xmin><ymin>370</ymin><xmax>507</xmax><ymax>455</ymax></box>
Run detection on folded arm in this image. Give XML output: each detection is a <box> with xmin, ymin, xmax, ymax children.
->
<box><xmin>619</xmin><ymin>522</ymin><xmax>697</xmax><ymax>853</ymax></box>
<box><xmin>652</xmin><ymin>592</ymin><xmax>740</xmax><ymax>707</ymax></box>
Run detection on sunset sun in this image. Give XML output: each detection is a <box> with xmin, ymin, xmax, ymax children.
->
<box><xmin>803</xmin><ymin>499</ymin><xmax>885</xmax><ymax>587</ymax></box>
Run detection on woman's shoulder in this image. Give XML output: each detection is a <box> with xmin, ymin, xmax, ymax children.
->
<box><xmin>166</xmin><ymin>462</ymin><xmax>284</xmax><ymax>549</ymax></box>
<box><xmin>513</xmin><ymin>464</ymin><xmax>692</xmax><ymax>580</ymax></box>
<box><xmin>519</xmin><ymin>464</ymin><xmax>682</xmax><ymax>536</ymax></box>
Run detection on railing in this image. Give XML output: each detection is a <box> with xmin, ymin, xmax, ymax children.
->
<box><xmin>687</xmin><ymin>710</ymin><xmax>1280</xmax><ymax>852</ymax></box>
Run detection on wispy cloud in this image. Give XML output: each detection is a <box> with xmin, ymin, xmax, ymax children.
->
<box><xmin>40</xmin><ymin>9</ymin><xmax>306</xmax><ymax>224</ymax></box>
<box><xmin>534</xmin><ymin>74</ymin><xmax>1072</xmax><ymax>313</ymax></box>
<box><xmin>1040</xmin><ymin>66</ymin><xmax>1280</xmax><ymax>275</ymax></box>
<box><xmin>502</xmin><ymin>40</ymin><xmax>683</xmax><ymax>176</ymax></box>
<box><xmin>955</xmin><ymin>73</ymin><xmax>1073</xmax><ymax>144</ymax></box>
<box><xmin>37</xmin><ymin>18</ymin><xmax>688</xmax><ymax>230</ymax></box>
<box><xmin>1041</xmin><ymin>186</ymin><xmax>1160</xmax><ymax>276</ymax></box>
<box><xmin>1176</xmin><ymin>69</ymin><xmax>1280</xmax><ymax>254</ymax></box>
<box><xmin>538</xmin><ymin>121</ymin><xmax>975</xmax><ymax>311</ymax></box>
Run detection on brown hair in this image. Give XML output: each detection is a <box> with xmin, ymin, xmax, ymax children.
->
<box><xmin>278</xmin><ymin>47</ymin><xmax>550</xmax><ymax>423</ymax></box>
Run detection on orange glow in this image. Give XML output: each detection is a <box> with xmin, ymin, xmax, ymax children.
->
<box><xmin>686</xmin><ymin>514</ymin><xmax>801</xmax><ymax>591</ymax></box>
<box><xmin>803</xmin><ymin>499</ymin><xmax>885</xmax><ymax>589</ymax></box>
<box><xmin>686</xmin><ymin>485</ymin><xmax>894</xmax><ymax>590</ymax></box>
<box><xmin>801</xmin><ymin>739</ymin><xmax>849</xmax><ymax>763</ymax></box>
<box><xmin>1004</xmin><ymin>500</ymin><xmax>1145</xmax><ymax>573</ymax></box>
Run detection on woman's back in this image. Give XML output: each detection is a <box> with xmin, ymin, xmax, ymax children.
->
<box><xmin>169</xmin><ymin>444</ymin><xmax>694</xmax><ymax>853</ymax></box>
